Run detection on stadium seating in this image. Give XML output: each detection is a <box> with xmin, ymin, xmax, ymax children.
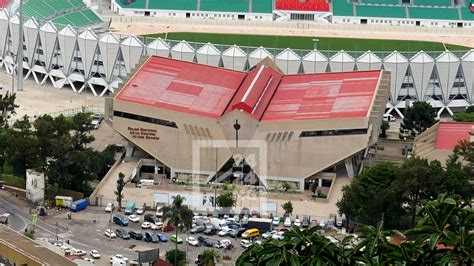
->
<box><xmin>460</xmin><ymin>5</ymin><xmax>474</xmax><ymax>20</ymax></box>
<box><xmin>357</xmin><ymin>4</ymin><xmax>406</xmax><ymax>18</ymax></box>
<box><xmin>252</xmin><ymin>0</ymin><xmax>274</xmax><ymax>13</ymax></box>
<box><xmin>409</xmin><ymin>7</ymin><xmax>460</xmax><ymax>20</ymax></box>
<box><xmin>362</xmin><ymin>0</ymin><xmax>400</xmax><ymax>5</ymax></box>
<box><xmin>0</xmin><ymin>0</ymin><xmax>8</xmax><ymax>9</ymax></box>
<box><xmin>115</xmin><ymin>0</ymin><xmax>146</xmax><ymax>9</ymax></box>
<box><xmin>333</xmin><ymin>0</ymin><xmax>355</xmax><ymax>16</ymax></box>
<box><xmin>413</xmin><ymin>0</ymin><xmax>452</xmax><ymax>6</ymax></box>
<box><xmin>275</xmin><ymin>0</ymin><xmax>330</xmax><ymax>12</ymax></box>
<box><xmin>148</xmin><ymin>0</ymin><xmax>197</xmax><ymax>11</ymax></box>
<box><xmin>200</xmin><ymin>0</ymin><xmax>249</xmax><ymax>12</ymax></box>
<box><xmin>21</xmin><ymin>0</ymin><xmax>102</xmax><ymax>28</ymax></box>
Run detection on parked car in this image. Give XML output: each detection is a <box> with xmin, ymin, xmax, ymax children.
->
<box><xmin>272</xmin><ymin>231</ymin><xmax>285</xmax><ymax>240</ymax></box>
<box><xmin>241</xmin><ymin>215</ymin><xmax>249</xmax><ymax>225</ymax></box>
<box><xmin>186</xmin><ymin>236</ymin><xmax>199</xmax><ymax>246</ymax></box>
<box><xmin>151</xmin><ymin>222</ymin><xmax>163</xmax><ymax>230</ymax></box>
<box><xmin>128</xmin><ymin>215</ymin><xmax>140</xmax><ymax>223</ymax></box>
<box><xmin>144</xmin><ymin>214</ymin><xmax>161</xmax><ymax>225</ymax></box>
<box><xmin>226</xmin><ymin>223</ymin><xmax>240</xmax><ymax>230</ymax></box>
<box><xmin>190</xmin><ymin>225</ymin><xmax>206</xmax><ymax>234</ymax></box>
<box><xmin>163</xmin><ymin>224</ymin><xmax>176</xmax><ymax>232</ymax></box>
<box><xmin>215</xmin><ymin>239</ymin><xmax>233</xmax><ymax>249</ymax></box>
<box><xmin>129</xmin><ymin>231</ymin><xmax>143</xmax><ymax>240</ymax></box>
<box><xmin>73</xmin><ymin>249</ymin><xmax>86</xmax><ymax>256</ymax></box>
<box><xmin>240</xmin><ymin>239</ymin><xmax>252</xmax><ymax>248</ymax></box>
<box><xmin>218</xmin><ymin>228</ymin><xmax>232</xmax><ymax>237</ymax></box>
<box><xmin>319</xmin><ymin>220</ymin><xmax>326</xmax><ymax>228</ymax></box>
<box><xmin>90</xmin><ymin>250</ymin><xmax>100</xmax><ymax>259</ymax></box>
<box><xmin>113</xmin><ymin>215</ymin><xmax>129</xmax><ymax>226</ymax></box>
<box><xmin>272</xmin><ymin>217</ymin><xmax>281</xmax><ymax>226</ymax></box>
<box><xmin>141</xmin><ymin>222</ymin><xmax>153</xmax><ymax>229</ymax></box>
<box><xmin>105</xmin><ymin>202</ymin><xmax>114</xmax><ymax>213</ymax></box>
<box><xmin>301</xmin><ymin>216</ymin><xmax>310</xmax><ymax>228</ymax></box>
<box><xmin>84</xmin><ymin>258</ymin><xmax>94</xmax><ymax>264</ymax></box>
<box><xmin>170</xmin><ymin>234</ymin><xmax>183</xmax><ymax>244</ymax></box>
<box><xmin>204</xmin><ymin>228</ymin><xmax>217</xmax><ymax>235</ymax></box>
<box><xmin>110</xmin><ymin>254</ymin><xmax>128</xmax><ymax>263</ymax></box>
<box><xmin>229</xmin><ymin>227</ymin><xmax>246</xmax><ymax>238</ymax></box>
<box><xmin>325</xmin><ymin>220</ymin><xmax>335</xmax><ymax>230</ymax></box>
<box><xmin>262</xmin><ymin>230</ymin><xmax>277</xmax><ymax>239</ymax></box>
<box><xmin>242</xmin><ymin>228</ymin><xmax>260</xmax><ymax>239</ymax></box>
<box><xmin>284</xmin><ymin>217</ymin><xmax>292</xmax><ymax>227</ymax></box>
<box><xmin>294</xmin><ymin>218</ymin><xmax>302</xmax><ymax>227</ymax></box>
<box><xmin>156</xmin><ymin>233</ymin><xmax>167</xmax><ymax>242</ymax></box>
<box><xmin>198</xmin><ymin>236</ymin><xmax>213</xmax><ymax>247</ymax></box>
<box><xmin>192</xmin><ymin>220</ymin><xmax>205</xmax><ymax>228</ymax></box>
<box><xmin>144</xmin><ymin>232</ymin><xmax>159</xmax><ymax>243</ymax></box>
<box><xmin>115</xmin><ymin>228</ymin><xmax>130</xmax><ymax>239</ymax></box>
<box><xmin>136</xmin><ymin>205</ymin><xmax>145</xmax><ymax>215</ymax></box>
<box><xmin>104</xmin><ymin>229</ymin><xmax>116</xmax><ymax>238</ymax></box>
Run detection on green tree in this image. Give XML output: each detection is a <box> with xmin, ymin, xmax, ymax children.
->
<box><xmin>453</xmin><ymin>106</ymin><xmax>474</xmax><ymax>122</ymax></box>
<box><xmin>216</xmin><ymin>192</ymin><xmax>236</xmax><ymax>208</ymax></box>
<box><xmin>391</xmin><ymin>157</ymin><xmax>442</xmax><ymax>227</ymax></box>
<box><xmin>115</xmin><ymin>172</ymin><xmax>125</xmax><ymax>210</ymax></box>
<box><xmin>71</xmin><ymin>112</ymin><xmax>95</xmax><ymax>150</ymax></box>
<box><xmin>161</xmin><ymin>195</ymin><xmax>193</xmax><ymax>266</ymax></box>
<box><xmin>198</xmin><ymin>249</ymin><xmax>221</xmax><ymax>266</ymax></box>
<box><xmin>281</xmin><ymin>201</ymin><xmax>293</xmax><ymax>216</ymax></box>
<box><xmin>6</xmin><ymin>116</ymin><xmax>37</xmax><ymax>177</ymax></box>
<box><xmin>405</xmin><ymin>194</ymin><xmax>474</xmax><ymax>265</ymax></box>
<box><xmin>337</xmin><ymin>162</ymin><xmax>403</xmax><ymax>229</ymax></box>
<box><xmin>380</xmin><ymin>121</ymin><xmax>390</xmax><ymax>138</ymax></box>
<box><xmin>165</xmin><ymin>249</ymin><xmax>186</xmax><ymax>266</ymax></box>
<box><xmin>0</xmin><ymin>92</ymin><xmax>19</xmax><ymax>129</ymax></box>
<box><xmin>401</xmin><ymin>101</ymin><xmax>437</xmax><ymax>136</ymax></box>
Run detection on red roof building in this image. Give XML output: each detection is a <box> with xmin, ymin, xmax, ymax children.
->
<box><xmin>112</xmin><ymin>56</ymin><xmax>389</xmax><ymax>192</ymax></box>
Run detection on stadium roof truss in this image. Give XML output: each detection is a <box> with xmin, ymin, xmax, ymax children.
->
<box><xmin>0</xmin><ymin>13</ymin><xmax>472</xmax><ymax>113</ymax></box>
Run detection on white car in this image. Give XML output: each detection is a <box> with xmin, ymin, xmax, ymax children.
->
<box><xmin>215</xmin><ymin>239</ymin><xmax>232</xmax><ymax>249</ymax></box>
<box><xmin>136</xmin><ymin>207</ymin><xmax>144</xmax><ymax>215</ymax></box>
<box><xmin>272</xmin><ymin>231</ymin><xmax>285</xmax><ymax>240</ymax></box>
<box><xmin>319</xmin><ymin>220</ymin><xmax>326</xmax><ymax>228</ymax></box>
<box><xmin>141</xmin><ymin>222</ymin><xmax>153</xmax><ymax>229</ymax></box>
<box><xmin>294</xmin><ymin>218</ymin><xmax>301</xmax><ymax>227</ymax></box>
<box><xmin>110</xmin><ymin>254</ymin><xmax>128</xmax><ymax>263</ymax></box>
<box><xmin>151</xmin><ymin>222</ymin><xmax>163</xmax><ymax>230</ymax></box>
<box><xmin>284</xmin><ymin>217</ymin><xmax>292</xmax><ymax>227</ymax></box>
<box><xmin>186</xmin><ymin>236</ymin><xmax>199</xmax><ymax>246</ymax></box>
<box><xmin>90</xmin><ymin>250</ymin><xmax>100</xmax><ymax>259</ymax></box>
<box><xmin>262</xmin><ymin>230</ymin><xmax>277</xmax><ymax>239</ymax></box>
<box><xmin>128</xmin><ymin>215</ymin><xmax>140</xmax><ymax>223</ymax></box>
<box><xmin>105</xmin><ymin>202</ymin><xmax>113</xmax><ymax>212</ymax></box>
<box><xmin>240</xmin><ymin>239</ymin><xmax>252</xmax><ymax>248</ymax></box>
<box><xmin>83</xmin><ymin>258</ymin><xmax>94</xmax><ymax>264</ymax></box>
<box><xmin>218</xmin><ymin>228</ymin><xmax>231</xmax><ymax>237</ymax></box>
<box><xmin>73</xmin><ymin>249</ymin><xmax>86</xmax><ymax>256</ymax></box>
<box><xmin>104</xmin><ymin>229</ymin><xmax>116</xmax><ymax>238</ymax></box>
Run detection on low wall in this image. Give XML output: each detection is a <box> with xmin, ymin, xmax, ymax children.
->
<box><xmin>89</xmin><ymin>152</ymin><xmax>125</xmax><ymax>205</ymax></box>
<box><xmin>2</xmin><ymin>185</ymin><xmax>27</xmax><ymax>198</ymax></box>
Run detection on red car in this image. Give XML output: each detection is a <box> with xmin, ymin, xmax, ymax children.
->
<box><xmin>163</xmin><ymin>224</ymin><xmax>176</xmax><ymax>232</ymax></box>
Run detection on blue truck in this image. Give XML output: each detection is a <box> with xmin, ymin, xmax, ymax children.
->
<box><xmin>124</xmin><ymin>200</ymin><xmax>136</xmax><ymax>215</ymax></box>
<box><xmin>70</xmin><ymin>199</ymin><xmax>88</xmax><ymax>212</ymax></box>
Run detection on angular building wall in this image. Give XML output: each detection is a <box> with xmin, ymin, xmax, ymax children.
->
<box><xmin>0</xmin><ymin>14</ymin><xmax>471</xmax><ymax>114</ymax></box>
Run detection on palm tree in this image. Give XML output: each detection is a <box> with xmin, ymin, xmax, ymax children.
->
<box><xmin>161</xmin><ymin>195</ymin><xmax>193</xmax><ymax>266</ymax></box>
<box><xmin>198</xmin><ymin>249</ymin><xmax>221</xmax><ymax>266</ymax></box>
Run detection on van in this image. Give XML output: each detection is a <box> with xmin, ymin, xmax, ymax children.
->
<box><xmin>241</xmin><ymin>228</ymin><xmax>259</xmax><ymax>239</ymax></box>
<box><xmin>383</xmin><ymin>114</ymin><xmax>396</xmax><ymax>122</ymax></box>
<box><xmin>113</xmin><ymin>215</ymin><xmax>129</xmax><ymax>226</ymax></box>
<box><xmin>137</xmin><ymin>179</ymin><xmax>155</xmax><ymax>188</ymax></box>
<box><xmin>124</xmin><ymin>200</ymin><xmax>136</xmax><ymax>215</ymax></box>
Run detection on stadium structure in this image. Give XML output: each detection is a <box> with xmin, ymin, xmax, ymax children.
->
<box><xmin>0</xmin><ymin>0</ymin><xmax>471</xmax><ymax>115</ymax></box>
<box><xmin>109</xmin><ymin>55</ymin><xmax>389</xmax><ymax>191</ymax></box>
<box><xmin>112</xmin><ymin>0</ymin><xmax>474</xmax><ymax>28</ymax></box>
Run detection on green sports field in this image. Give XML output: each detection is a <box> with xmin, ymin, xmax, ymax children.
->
<box><xmin>144</xmin><ymin>32</ymin><xmax>470</xmax><ymax>52</ymax></box>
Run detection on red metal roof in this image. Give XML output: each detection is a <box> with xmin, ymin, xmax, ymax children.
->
<box><xmin>225</xmin><ymin>65</ymin><xmax>282</xmax><ymax>121</ymax></box>
<box><xmin>276</xmin><ymin>0</ymin><xmax>330</xmax><ymax>12</ymax></box>
<box><xmin>116</xmin><ymin>56</ymin><xmax>246</xmax><ymax>118</ymax></box>
<box><xmin>261</xmin><ymin>71</ymin><xmax>380</xmax><ymax>121</ymax></box>
<box><xmin>116</xmin><ymin>56</ymin><xmax>381</xmax><ymax>122</ymax></box>
<box><xmin>435</xmin><ymin>122</ymin><xmax>474</xmax><ymax>150</ymax></box>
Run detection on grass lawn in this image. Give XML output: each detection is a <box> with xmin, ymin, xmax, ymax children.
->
<box><xmin>143</xmin><ymin>32</ymin><xmax>470</xmax><ymax>52</ymax></box>
<box><xmin>1</xmin><ymin>175</ymin><xmax>25</xmax><ymax>189</ymax></box>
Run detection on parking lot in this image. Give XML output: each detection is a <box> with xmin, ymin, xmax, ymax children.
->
<box><xmin>46</xmin><ymin>206</ymin><xmax>254</xmax><ymax>265</ymax></box>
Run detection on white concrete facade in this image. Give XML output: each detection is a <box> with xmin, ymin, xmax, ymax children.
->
<box><xmin>0</xmin><ymin>11</ymin><xmax>472</xmax><ymax>114</ymax></box>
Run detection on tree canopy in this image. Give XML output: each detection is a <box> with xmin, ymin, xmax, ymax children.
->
<box><xmin>337</xmin><ymin>156</ymin><xmax>471</xmax><ymax>230</ymax></box>
<box><xmin>401</xmin><ymin>101</ymin><xmax>437</xmax><ymax>137</ymax></box>
<box><xmin>237</xmin><ymin>194</ymin><xmax>473</xmax><ymax>265</ymax></box>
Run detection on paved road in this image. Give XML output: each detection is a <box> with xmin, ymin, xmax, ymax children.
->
<box><xmin>0</xmin><ymin>198</ymin><xmax>136</xmax><ymax>259</ymax></box>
